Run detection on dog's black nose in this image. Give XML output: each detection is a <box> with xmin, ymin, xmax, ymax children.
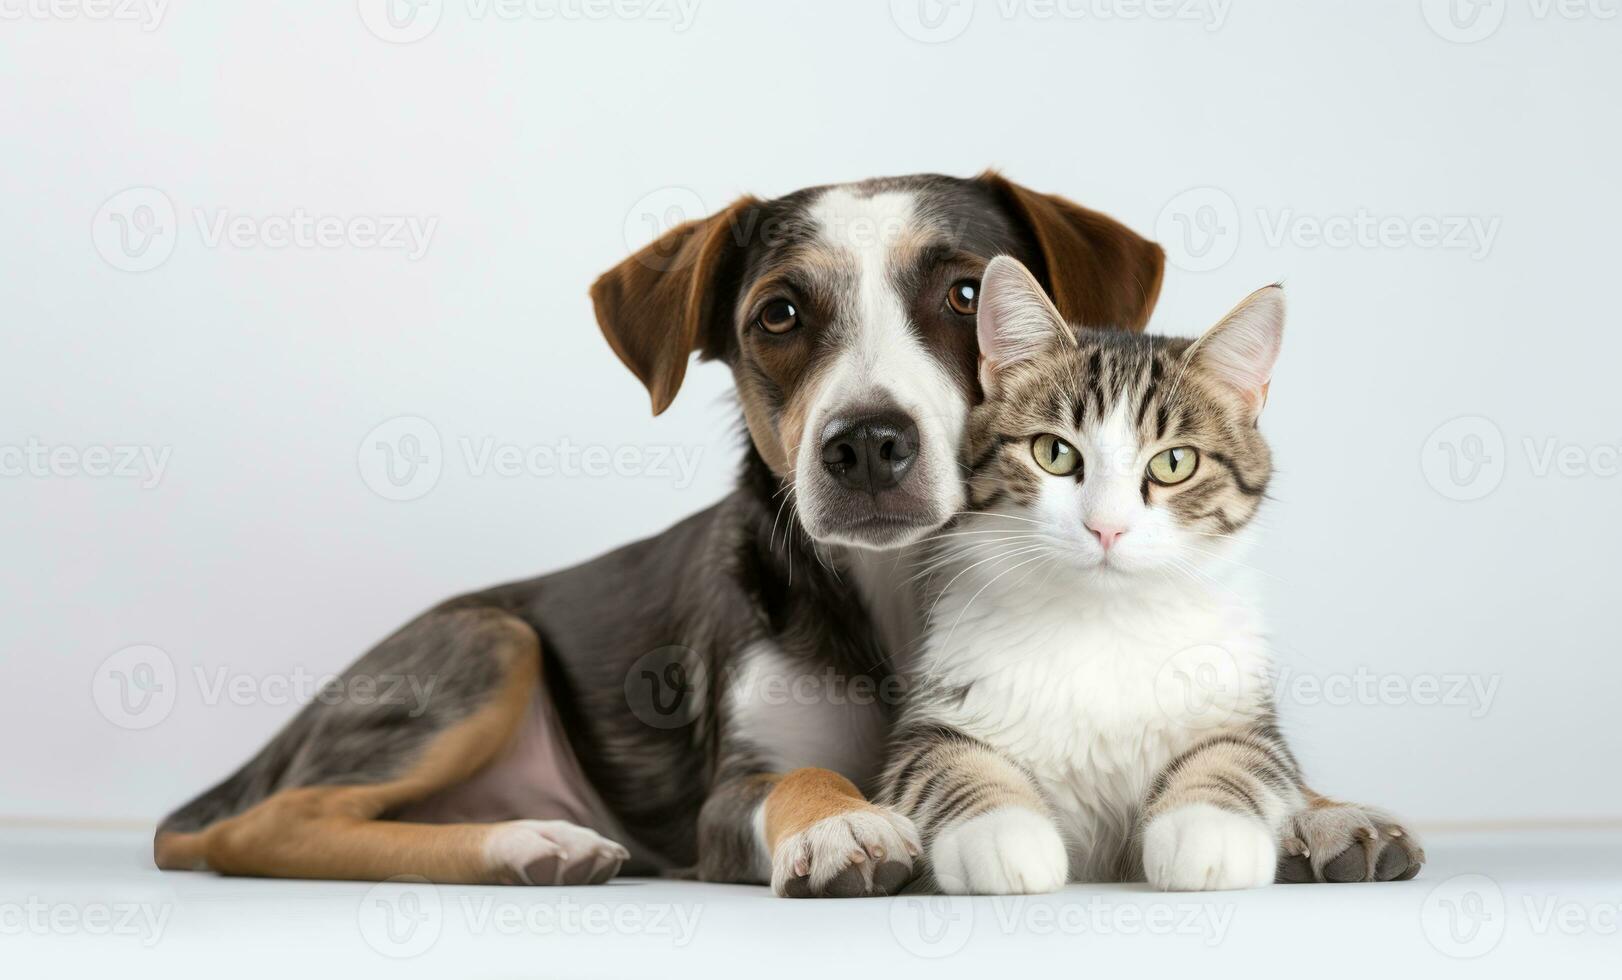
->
<box><xmin>820</xmin><ymin>412</ymin><xmax>920</xmax><ymax>493</ymax></box>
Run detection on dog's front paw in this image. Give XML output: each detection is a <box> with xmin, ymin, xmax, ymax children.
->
<box><xmin>483</xmin><ymin>819</ymin><xmax>630</xmax><ymax>885</ymax></box>
<box><xmin>1142</xmin><ymin>803</ymin><xmax>1275</xmax><ymax>891</ymax></box>
<box><xmin>772</xmin><ymin>806</ymin><xmax>920</xmax><ymax>898</ymax></box>
<box><xmin>929</xmin><ymin>806</ymin><xmax>1068</xmax><ymax>895</ymax></box>
<box><xmin>1276</xmin><ymin>801</ymin><xmax>1425</xmax><ymax>883</ymax></box>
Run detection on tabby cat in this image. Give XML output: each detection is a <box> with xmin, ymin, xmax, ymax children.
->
<box><xmin>880</xmin><ymin>257</ymin><xmax>1425</xmax><ymax>893</ymax></box>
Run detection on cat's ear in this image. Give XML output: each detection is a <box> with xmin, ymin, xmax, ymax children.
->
<box><xmin>977</xmin><ymin>255</ymin><xmax>1073</xmax><ymax>393</ymax></box>
<box><xmin>1191</xmin><ymin>284</ymin><xmax>1285</xmax><ymax>417</ymax></box>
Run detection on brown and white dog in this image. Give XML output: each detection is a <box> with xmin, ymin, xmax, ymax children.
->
<box><xmin>153</xmin><ymin>172</ymin><xmax>1166</xmax><ymax>896</ymax></box>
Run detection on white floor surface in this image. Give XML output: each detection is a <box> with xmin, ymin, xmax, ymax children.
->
<box><xmin>2</xmin><ymin>826</ymin><xmax>1618</xmax><ymax>977</ymax></box>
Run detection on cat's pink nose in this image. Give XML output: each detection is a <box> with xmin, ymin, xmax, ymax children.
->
<box><xmin>1087</xmin><ymin>523</ymin><xmax>1126</xmax><ymax>551</ymax></box>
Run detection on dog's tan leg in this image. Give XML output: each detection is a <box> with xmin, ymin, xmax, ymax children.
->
<box><xmin>761</xmin><ymin>768</ymin><xmax>919</xmax><ymax>897</ymax></box>
<box><xmin>158</xmin><ymin>618</ymin><xmax>626</xmax><ymax>884</ymax></box>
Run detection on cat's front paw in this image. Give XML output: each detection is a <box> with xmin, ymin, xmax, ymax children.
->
<box><xmin>930</xmin><ymin>806</ymin><xmax>1068</xmax><ymax>895</ymax></box>
<box><xmin>1142</xmin><ymin>803</ymin><xmax>1275</xmax><ymax>891</ymax></box>
<box><xmin>772</xmin><ymin>806</ymin><xmax>920</xmax><ymax>898</ymax></box>
<box><xmin>1275</xmin><ymin>801</ymin><xmax>1425</xmax><ymax>883</ymax></box>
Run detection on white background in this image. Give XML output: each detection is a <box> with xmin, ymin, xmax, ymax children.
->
<box><xmin>2</xmin><ymin>0</ymin><xmax>1618</xmax><ymax>828</ymax></box>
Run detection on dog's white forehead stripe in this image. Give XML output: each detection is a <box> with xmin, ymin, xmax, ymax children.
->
<box><xmin>802</xmin><ymin>188</ymin><xmax>953</xmax><ymax>412</ymax></box>
<box><xmin>790</xmin><ymin>185</ymin><xmax>970</xmax><ymax>547</ymax></box>
<box><xmin>807</xmin><ymin>188</ymin><xmax>919</xmax><ymax>354</ymax></box>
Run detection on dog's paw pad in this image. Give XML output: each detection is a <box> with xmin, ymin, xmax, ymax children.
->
<box><xmin>1278</xmin><ymin>802</ymin><xmax>1424</xmax><ymax>884</ymax></box>
<box><xmin>772</xmin><ymin>807</ymin><xmax>920</xmax><ymax>898</ymax></box>
<box><xmin>484</xmin><ymin>819</ymin><xmax>630</xmax><ymax>885</ymax></box>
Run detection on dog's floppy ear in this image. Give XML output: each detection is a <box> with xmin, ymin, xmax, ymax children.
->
<box><xmin>977</xmin><ymin>171</ymin><xmax>1166</xmax><ymax>332</ymax></box>
<box><xmin>590</xmin><ymin>197</ymin><xmax>759</xmax><ymax>415</ymax></box>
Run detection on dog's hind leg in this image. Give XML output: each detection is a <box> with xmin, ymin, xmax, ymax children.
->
<box><xmin>154</xmin><ymin>605</ymin><xmax>627</xmax><ymax>884</ymax></box>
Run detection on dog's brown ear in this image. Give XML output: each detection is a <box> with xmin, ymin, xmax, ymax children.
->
<box><xmin>978</xmin><ymin>171</ymin><xmax>1165</xmax><ymax>332</ymax></box>
<box><xmin>590</xmin><ymin>197</ymin><xmax>759</xmax><ymax>415</ymax></box>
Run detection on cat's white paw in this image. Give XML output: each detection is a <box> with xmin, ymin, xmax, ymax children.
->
<box><xmin>1142</xmin><ymin>803</ymin><xmax>1275</xmax><ymax>891</ymax></box>
<box><xmin>930</xmin><ymin>806</ymin><xmax>1068</xmax><ymax>895</ymax></box>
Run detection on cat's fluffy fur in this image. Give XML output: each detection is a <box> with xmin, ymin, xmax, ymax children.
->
<box><xmin>879</xmin><ymin>257</ymin><xmax>1424</xmax><ymax>893</ymax></box>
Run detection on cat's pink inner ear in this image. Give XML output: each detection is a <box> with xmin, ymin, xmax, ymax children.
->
<box><xmin>977</xmin><ymin>255</ymin><xmax>1068</xmax><ymax>372</ymax></box>
<box><xmin>1194</xmin><ymin>285</ymin><xmax>1285</xmax><ymax>413</ymax></box>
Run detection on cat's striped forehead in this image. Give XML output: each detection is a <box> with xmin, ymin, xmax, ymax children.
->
<box><xmin>997</xmin><ymin>330</ymin><xmax>1195</xmax><ymax>438</ymax></box>
<box><xmin>965</xmin><ymin>327</ymin><xmax>1273</xmax><ymax>535</ymax></box>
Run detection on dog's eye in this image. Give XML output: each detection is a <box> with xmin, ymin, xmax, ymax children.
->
<box><xmin>757</xmin><ymin>299</ymin><xmax>799</xmax><ymax>334</ymax></box>
<box><xmin>947</xmin><ymin>280</ymin><xmax>979</xmax><ymax>316</ymax></box>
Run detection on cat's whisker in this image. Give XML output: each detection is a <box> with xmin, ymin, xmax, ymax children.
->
<box><xmin>1172</xmin><ymin>544</ymin><xmax>1281</xmax><ymax>580</ymax></box>
<box><xmin>937</xmin><ymin>550</ymin><xmax>1055</xmax><ymax>654</ymax></box>
<box><xmin>922</xmin><ymin>545</ymin><xmax>1053</xmax><ymax>628</ymax></box>
<box><xmin>946</xmin><ymin>510</ymin><xmax>1048</xmax><ymax>527</ymax></box>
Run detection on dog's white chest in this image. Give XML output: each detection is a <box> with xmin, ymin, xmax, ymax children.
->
<box><xmin>919</xmin><ymin>579</ymin><xmax>1271</xmax><ymax>879</ymax></box>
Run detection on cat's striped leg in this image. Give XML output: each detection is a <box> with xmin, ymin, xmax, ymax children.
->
<box><xmin>1139</xmin><ymin>723</ymin><xmax>1306</xmax><ymax>891</ymax></box>
<box><xmin>881</xmin><ymin>724</ymin><xmax>1068</xmax><ymax>895</ymax></box>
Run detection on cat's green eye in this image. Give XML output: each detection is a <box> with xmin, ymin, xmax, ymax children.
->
<box><xmin>1147</xmin><ymin>447</ymin><xmax>1199</xmax><ymax>486</ymax></box>
<box><xmin>1031</xmin><ymin>434</ymin><xmax>1081</xmax><ymax>477</ymax></box>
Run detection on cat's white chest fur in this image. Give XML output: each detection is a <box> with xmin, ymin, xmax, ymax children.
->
<box><xmin>916</xmin><ymin>568</ymin><xmax>1272</xmax><ymax>881</ymax></box>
